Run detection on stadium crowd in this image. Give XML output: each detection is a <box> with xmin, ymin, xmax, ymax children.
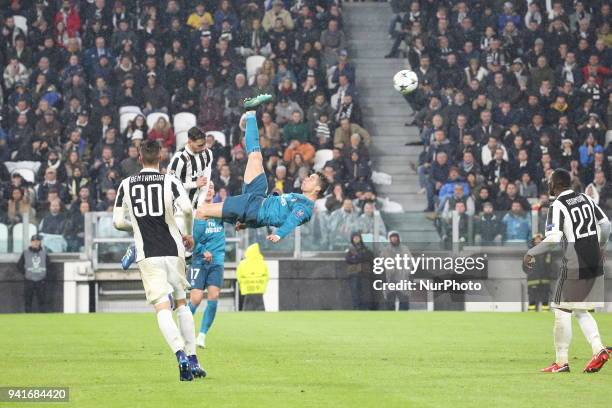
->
<box><xmin>387</xmin><ymin>0</ymin><xmax>611</xmax><ymax>245</ymax></box>
<box><xmin>0</xmin><ymin>0</ymin><xmax>382</xmax><ymax>252</ymax></box>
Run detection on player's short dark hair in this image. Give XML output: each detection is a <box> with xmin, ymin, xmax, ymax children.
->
<box><xmin>140</xmin><ymin>139</ymin><xmax>161</xmax><ymax>165</ymax></box>
<box><xmin>551</xmin><ymin>168</ymin><xmax>571</xmax><ymax>190</ymax></box>
<box><xmin>187</xmin><ymin>126</ymin><xmax>206</xmax><ymax>141</ymax></box>
<box><xmin>315</xmin><ymin>171</ymin><xmax>328</xmax><ymax>198</ymax></box>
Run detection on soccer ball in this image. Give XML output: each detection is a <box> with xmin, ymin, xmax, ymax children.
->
<box><xmin>393</xmin><ymin>70</ymin><xmax>419</xmax><ymax>94</ymax></box>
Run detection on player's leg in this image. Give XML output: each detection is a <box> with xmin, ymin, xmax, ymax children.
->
<box><xmin>574</xmin><ymin>309</ymin><xmax>609</xmax><ymax>372</ymax></box>
<box><xmin>197</xmin><ymin>265</ymin><xmax>223</xmax><ymax>348</ymax></box>
<box><xmin>198</xmin><ymin>286</ymin><xmax>220</xmax><ymax>347</ymax></box>
<box><xmin>188</xmin><ymin>289</ymin><xmax>204</xmax><ymax>314</ymax></box>
<box><xmin>195</xmin><ymin>202</ymin><xmax>224</xmax><ymax>219</ymax></box>
<box><xmin>167</xmin><ymin>257</ymin><xmax>206</xmax><ymax>378</ymax></box>
<box><xmin>242</xmin><ymin>111</ymin><xmax>265</xmax><ymax>184</ymax></box>
<box><xmin>139</xmin><ymin>258</ymin><xmax>192</xmax><ymax>381</ymax></box>
<box><xmin>542</xmin><ymin>307</ymin><xmax>572</xmax><ymax>372</ymax></box>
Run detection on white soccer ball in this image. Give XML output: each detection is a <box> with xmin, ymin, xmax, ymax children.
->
<box><xmin>393</xmin><ymin>70</ymin><xmax>419</xmax><ymax>94</ymax></box>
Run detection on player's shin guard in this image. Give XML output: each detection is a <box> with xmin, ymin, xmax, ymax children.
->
<box><xmin>201</xmin><ymin>300</ymin><xmax>218</xmax><ymax>334</ymax></box>
<box><xmin>156</xmin><ymin>308</ymin><xmax>185</xmax><ymax>353</ymax></box>
<box><xmin>176</xmin><ymin>304</ymin><xmax>196</xmax><ymax>356</ymax></box>
<box><xmin>244</xmin><ymin>112</ymin><xmax>260</xmax><ymax>153</ymax></box>
<box><xmin>188</xmin><ymin>301</ymin><xmax>197</xmax><ymax>314</ymax></box>
<box><xmin>554</xmin><ymin>308</ymin><xmax>572</xmax><ymax>365</ymax></box>
<box><xmin>574</xmin><ymin>310</ymin><xmax>605</xmax><ymax>354</ymax></box>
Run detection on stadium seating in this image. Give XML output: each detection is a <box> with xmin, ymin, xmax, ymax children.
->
<box><xmin>5</xmin><ymin>161</ymin><xmax>42</xmax><ymax>184</ymax></box>
<box><xmin>175</xmin><ymin>130</ymin><xmax>189</xmax><ymax>150</ymax></box>
<box><xmin>120</xmin><ymin>112</ymin><xmax>140</xmax><ymax>133</ymax></box>
<box><xmin>146</xmin><ymin>112</ymin><xmax>170</xmax><ymax>130</ymax></box>
<box><xmin>313</xmin><ymin>149</ymin><xmax>333</xmax><ymax>171</ymax></box>
<box><xmin>13</xmin><ymin>15</ymin><xmax>27</xmax><ymax>35</ymax></box>
<box><xmin>206</xmin><ymin>131</ymin><xmax>226</xmax><ymax>147</ymax></box>
<box><xmin>118</xmin><ymin>106</ymin><xmax>143</xmax><ymax>116</ymax></box>
<box><xmin>173</xmin><ymin>112</ymin><xmax>197</xmax><ymax>135</ymax></box>
<box><xmin>246</xmin><ymin>55</ymin><xmax>266</xmax><ymax>85</ymax></box>
<box><xmin>0</xmin><ymin>224</ymin><xmax>8</xmax><ymax>253</ymax></box>
<box><xmin>12</xmin><ymin>223</ymin><xmax>37</xmax><ymax>253</ymax></box>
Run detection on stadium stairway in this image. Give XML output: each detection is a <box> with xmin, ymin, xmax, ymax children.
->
<box><xmin>344</xmin><ymin>3</ymin><xmax>437</xmax><ymax>242</ymax></box>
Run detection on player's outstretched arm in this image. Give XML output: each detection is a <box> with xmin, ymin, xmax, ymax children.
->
<box><xmin>269</xmin><ymin>205</ymin><xmax>309</xmax><ymax>243</ymax></box>
<box><xmin>112</xmin><ymin>182</ymin><xmax>133</xmax><ymax>232</ymax></box>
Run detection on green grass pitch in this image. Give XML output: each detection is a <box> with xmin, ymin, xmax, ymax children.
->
<box><xmin>1</xmin><ymin>312</ymin><xmax>611</xmax><ymax>408</ymax></box>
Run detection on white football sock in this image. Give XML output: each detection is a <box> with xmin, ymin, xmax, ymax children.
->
<box><xmin>553</xmin><ymin>308</ymin><xmax>572</xmax><ymax>365</ymax></box>
<box><xmin>176</xmin><ymin>304</ymin><xmax>196</xmax><ymax>356</ymax></box>
<box><xmin>574</xmin><ymin>310</ymin><xmax>604</xmax><ymax>355</ymax></box>
<box><xmin>156</xmin><ymin>308</ymin><xmax>185</xmax><ymax>353</ymax></box>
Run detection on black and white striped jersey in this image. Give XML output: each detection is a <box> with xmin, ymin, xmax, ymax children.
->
<box><xmin>545</xmin><ymin>189</ymin><xmax>609</xmax><ymax>280</ymax></box>
<box><xmin>168</xmin><ymin>146</ymin><xmax>213</xmax><ymax>208</ymax></box>
<box><xmin>113</xmin><ymin>169</ymin><xmax>193</xmax><ymax>262</ymax></box>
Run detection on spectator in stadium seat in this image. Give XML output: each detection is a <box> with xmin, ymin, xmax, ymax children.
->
<box><xmin>65</xmin><ymin>165</ymin><xmax>88</xmax><ymax>200</ymax></box>
<box><xmin>529</xmin><ymin>55</ymin><xmax>555</xmax><ymax>93</ymax></box>
<box><xmin>484</xmin><ymin>148</ymin><xmax>511</xmax><ymax>189</ymax></box>
<box><xmin>96</xmin><ymin>168</ymin><xmax>120</xmax><ymax>201</ymax></box>
<box><xmin>285</xmin><ymin>153</ymin><xmax>306</xmax><ymax>180</ymax></box>
<box><xmin>39</xmin><ymin>198</ymin><xmax>66</xmax><ymax>235</ymax></box>
<box><xmin>142</xmin><ymin>73</ymin><xmax>170</xmax><ymax>115</ymax></box>
<box><xmin>8</xmin><ymin>113</ymin><xmax>33</xmax><ymax>155</ymax></box>
<box><xmin>481</xmin><ymin>136</ymin><xmax>508</xmax><ymax>167</ymax></box>
<box><xmin>186</xmin><ymin>2</ymin><xmax>213</xmax><ymax>30</ymax></box>
<box><xmin>496</xmin><ymin>182</ymin><xmax>531</xmax><ymax>212</ymax></box>
<box><xmin>578</xmin><ymin>113</ymin><xmax>606</xmax><ymax>146</ymax></box>
<box><xmin>69</xmin><ymin>184</ymin><xmax>96</xmax><ymax>213</ymax></box>
<box><xmin>585</xmin><ymin>171</ymin><xmax>612</xmax><ymax>209</ymax></box>
<box><xmin>96</xmin><ymin>188</ymin><xmax>117</xmax><ymax>212</ymax></box>
<box><xmin>333</xmin><ymin>118</ymin><xmax>370</xmax><ymax>149</ymax></box>
<box><xmin>213</xmin><ymin>164</ymin><xmax>240</xmax><ymax>196</ymax></box>
<box><xmin>93</xmin><ymin>128</ymin><xmax>125</xmax><ymax>160</ymax></box>
<box><xmin>501</xmin><ymin>201</ymin><xmax>532</xmax><ymax>243</ymax></box>
<box><xmin>498</xmin><ymin>2</ymin><xmax>521</xmax><ymax>31</ymax></box>
<box><xmin>438</xmin><ymin>167</ymin><xmax>470</xmax><ymax>203</ymax></box>
<box><xmin>17</xmin><ymin>234</ymin><xmax>50</xmax><ymax>313</ymax></box>
<box><xmin>282</xmin><ymin>111</ymin><xmax>310</xmax><ymax>144</ymax></box>
<box><xmin>335</xmin><ymin>93</ymin><xmax>362</xmax><ymax>126</ymax></box>
<box><xmin>120</xmin><ymin>144</ymin><xmax>143</xmax><ymax>177</ymax></box>
<box><xmin>518</xmin><ymin>171</ymin><xmax>538</xmax><ymax>198</ymax></box>
<box><xmin>64</xmin><ymin>201</ymin><xmax>88</xmax><ymax>252</ymax></box>
<box><xmin>258</xmin><ymin>111</ymin><xmax>281</xmax><ymax>150</ymax></box>
<box><xmin>268</xmin><ymin>164</ymin><xmax>293</xmax><ymax>194</ymax></box>
<box><xmin>35</xmin><ymin>109</ymin><xmax>62</xmax><ymax>148</ymax></box>
<box><xmin>274</xmin><ymin>95</ymin><xmax>302</xmax><ymax>127</ymax></box>
<box><xmin>320</xmin><ymin>19</ymin><xmax>346</xmax><ymax>66</ymax></box>
<box><xmin>359</xmin><ymin>201</ymin><xmax>387</xmax><ymax>237</ymax></box>
<box><xmin>578</xmin><ymin>133</ymin><xmax>604</xmax><ymax>168</ymax></box>
<box><xmin>262</xmin><ymin>0</ymin><xmax>294</xmax><ymax>32</ymax></box>
<box><xmin>283</xmin><ymin>139</ymin><xmax>315</xmax><ymax>164</ymax></box>
<box><xmin>325</xmin><ymin>183</ymin><xmax>345</xmax><ymax>213</ymax></box>
<box><xmin>239</xmin><ymin>18</ymin><xmax>270</xmax><ymax>57</ymax></box>
<box><xmin>6</xmin><ymin>187</ymin><xmax>36</xmax><ymax>226</ymax></box>
<box><xmin>344</xmin><ymin>133</ymin><xmax>369</xmax><ymax>163</ymax></box>
<box><xmin>474</xmin><ymin>202</ymin><xmax>503</xmax><ymax>244</ymax></box>
<box><xmin>3</xmin><ymin>59</ymin><xmax>30</xmax><ymax>91</ymax></box>
<box><xmin>37</xmin><ymin>149</ymin><xmax>66</xmax><ymax>183</ymax></box>
<box><xmin>147</xmin><ymin>117</ymin><xmax>175</xmax><ymax>149</ymax></box>
<box><xmin>35</xmin><ymin>167</ymin><xmax>69</xmax><ymax>205</ymax></box>
<box><xmin>423</xmin><ymin>151</ymin><xmax>449</xmax><ymax>212</ymax></box>
<box><xmin>330</xmin><ymin>200</ymin><xmax>360</xmax><ymax>249</ymax></box>
<box><xmin>458</xmin><ymin>150</ymin><xmax>481</xmax><ymax>178</ymax></box>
